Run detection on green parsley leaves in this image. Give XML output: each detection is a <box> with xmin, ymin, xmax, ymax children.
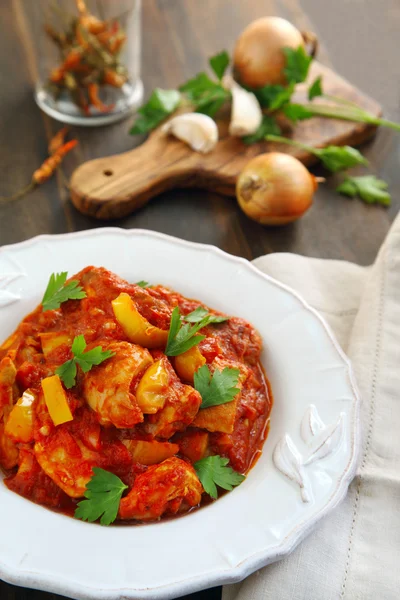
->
<box><xmin>179</xmin><ymin>72</ymin><xmax>230</xmax><ymax>118</ymax></box>
<box><xmin>243</xmin><ymin>115</ymin><xmax>281</xmax><ymax>145</ymax></box>
<box><xmin>283</xmin><ymin>46</ymin><xmax>313</xmax><ymax>84</ymax></box>
<box><xmin>282</xmin><ymin>103</ymin><xmax>315</xmax><ymax>123</ymax></box>
<box><xmin>253</xmin><ymin>83</ymin><xmax>295</xmax><ymax>111</ymax></box>
<box><xmin>129</xmin><ymin>88</ymin><xmax>181</xmax><ymax>135</ymax></box>
<box><xmin>336</xmin><ymin>175</ymin><xmax>391</xmax><ymax>206</ymax></box>
<box><xmin>165</xmin><ymin>306</ymin><xmax>228</xmax><ymax>356</ymax></box>
<box><xmin>209</xmin><ymin>50</ymin><xmax>230</xmax><ymax>80</ymax></box>
<box><xmin>194</xmin><ymin>455</ymin><xmax>245</xmax><ymax>499</ymax></box>
<box><xmin>56</xmin><ymin>335</ymin><xmax>115</xmax><ymax>389</ymax></box>
<box><xmin>41</xmin><ymin>272</ymin><xmax>86</xmax><ymax>312</ymax></box>
<box><xmin>308</xmin><ymin>75</ymin><xmax>323</xmax><ymax>100</ymax></box>
<box><xmin>135</xmin><ymin>280</ymin><xmax>150</xmax><ymax>288</ymax></box>
<box><xmin>194</xmin><ymin>365</ymin><xmax>240</xmax><ymax>409</ymax></box>
<box><xmin>74</xmin><ymin>468</ymin><xmax>128</xmax><ymax>526</ymax></box>
<box><xmin>184</xmin><ymin>306</ymin><xmax>227</xmax><ymax>324</ymax></box>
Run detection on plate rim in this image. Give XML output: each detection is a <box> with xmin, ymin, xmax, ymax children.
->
<box><xmin>0</xmin><ymin>228</ymin><xmax>361</xmax><ymax>600</ymax></box>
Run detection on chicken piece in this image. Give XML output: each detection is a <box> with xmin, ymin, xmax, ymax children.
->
<box><xmin>5</xmin><ymin>448</ymin><xmax>69</xmax><ymax>508</ymax></box>
<box><xmin>193</xmin><ymin>357</ymin><xmax>249</xmax><ymax>434</ymax></box>
<box><xmin>143</xmin><ymin>357</ymin><xmax>202</xmax><ymax>438</ymax></box>
<box><xmin>175</xmin><ymin>429</ymin><xmax>209</xmax><ymax>463</ymax></box>
<box><xmin>83</xmin><ymin>341</ymin><xmax>153</xmax><ymax>428</ymax></box>
<box><xmin>0</xmin><ymin>356</ymin><xmax>17</xmax><ymax>419</ymax></box>
<box><xmin>34</xmin><ymin>424</ymin><xmax>132</xmax><ymax>498</ymax></box>
<box><xmin>34</xmin><ymin>428</ymin><xmax>97</xmax><ymax>498</ymax></box>
<box><xmin>119</xmin><ymin>457</ymin><xmax>202</xmax><ymax>520</ymax></box>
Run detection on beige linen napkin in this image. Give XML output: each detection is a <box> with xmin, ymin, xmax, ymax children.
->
<box><xmin>223</xmin><ymin>212</ymin><xmax>400</xmax><ymax>600</ymax></box>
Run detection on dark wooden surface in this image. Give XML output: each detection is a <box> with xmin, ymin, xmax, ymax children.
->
<box><xmin>0</xmin><ymin>0</ymin><xmax>399</xmax><ymax>598</ymax></box>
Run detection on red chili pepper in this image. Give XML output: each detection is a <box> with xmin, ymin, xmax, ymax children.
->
<box><xmin>87</xmin><ymin>83</ymin><xmax>115</xmax><ymax>113</ymax></box>
<box><xmin>103</xmin><ymin>69</ymin><xmax>126</xmax><ymax>88</ymax></box>
<box><xmin>48</xmin><ymin>126</ymin><xmax>70</xmax><ymax>155</ymax></box>
<box><xmin>33</xmin><ymin>140</ymin><xmax>78</xmax><ymax>185</ymax></box>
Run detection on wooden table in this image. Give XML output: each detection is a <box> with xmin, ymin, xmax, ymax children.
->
<box><xmin>0</xmin><ymin>0</ymin><xmax>399</xmax><ymax>598</ymax></box>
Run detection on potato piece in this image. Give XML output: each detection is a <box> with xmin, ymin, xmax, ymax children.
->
<box><xmin>175</xmin><ymin>346</ymin><xmax>206</xmax><ymax>383</ymax></box>
<box><xmin>193</xmin><ymin>400</ymin><xmax>238</xmax><ymax>434</ymax></box>
<box><xmin>42</xmin><ymin>376</ymin><xmax>73</xmax><ymax>427</ymax></box>
<box><xmin>177</xmin><ymin>430</ymin><xmax>209</xmax><ymax>463</ymax></box>
<box><xmin>83</xmin><ymin>341</ymin><xmax>152</xmax><ymax>428</ymax></box>
<box><xmin>119</xmin><ymin>457</ymin><xmax>202</xmax><ymax>520</ymax></box>
<box><xmin>39</xmin><ymin>332</ymin><xmax>72</xmax><ymax>358</ymax></box>
<box><xmin>123</xmin><ymin>440</ymin><xmax>179</xmax><ymax>465</ymax></box>
<box><xmin>136</xmin><ymin>359</ymin><xmax>169</xmax><ymax>414</ymax></box>
<box><xmin>112</xmin><ymin>293</ymin><xmax>168</xmax><ymax>348</ymax></box>
<box><xmin>5</xmin><ymin>389</ymin><xmax>36</xmax><ymax>443</ymax></box>
<box><xmin>193</xmin><ymin>357</ymin><xmax>249</xmax><ymax>434</ymax></box>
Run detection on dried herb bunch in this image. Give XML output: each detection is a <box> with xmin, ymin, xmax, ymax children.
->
<box><xmin>45</xmin><ymin>0</ymin><xmax>129</xmax><ymax>114</ymax></box>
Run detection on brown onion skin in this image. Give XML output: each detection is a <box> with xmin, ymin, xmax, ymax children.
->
<box><xmin>233</xmin><ymin>17</ymin><xmax>304</xmax><ymax>88</ymax></box>
<box><xmin>236</xmin><ymin>152</ymin><xmax>317</xmax><ymax>226</ymax></box>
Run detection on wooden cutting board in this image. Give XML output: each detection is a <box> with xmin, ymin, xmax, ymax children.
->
<box><xmin>70</xmin><ymin>61</ymin><xmax>381</xmax><ymax>220</ymax></box>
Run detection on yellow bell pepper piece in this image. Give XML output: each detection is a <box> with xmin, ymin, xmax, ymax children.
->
<box><xmin>5</xmin><ymin>389</ymin><xmax>36</xmax><ymax>443</ymax></box>
<box><xmin>112</xmin><ymin>293</ymin><xmax>169</xmax><ymax>349</ymax></box>
<box><xmin>41</xmin><ymin>375</ymin><xmax>73</xmax><ymax>426</ymax></box>
<box><xmin>136</xmin><ymin>359</ymin><xmax>169</xmax><ymax>414</ymax></box>
<box><xmin>39</xmin><ymin>332</ymin><xmax>72</xmax><ymax>358</ymax></box>
<box><xmin>123</xmin><ymin>440</ymin><xmax>179</xmax><ymax>465</ymax></box>
<box><xmin>175</xmin><ymin>346</ymin><xmax>206</xmax><ymax>383</ymax></box>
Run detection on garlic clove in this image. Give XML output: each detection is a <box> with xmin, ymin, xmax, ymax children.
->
<box><xmin>161</xmin><ymin>113</ymin><xmax>218</xmax><ymax>153</ymax></box>
<box><xmin>228</xmin><ymin>81</ymin><xmax>262</xmax><ymax>137</ymax></box>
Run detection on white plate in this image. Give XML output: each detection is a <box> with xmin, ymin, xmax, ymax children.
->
<box><xmin>0</xmin><ymin>229</ymin><xmax>360</xmax><ymax>600</ymax></box>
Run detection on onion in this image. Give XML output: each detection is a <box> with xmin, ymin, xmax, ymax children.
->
<box><xmin>233</xmin><ymin>17</ymin><xmax>305</xmax><ymax>88</ymax></box>
<box><xmin>236</xmin><ymin>152</ymin><xmax>317</xmax><ymax>225</ymax></box>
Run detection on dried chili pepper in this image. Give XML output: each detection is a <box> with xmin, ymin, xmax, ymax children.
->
<box><xmin>87</xmin><ymin>83</ymin><xmax>115</xmax><ymax>113</ymax></box>
<box><xmin>48</xmin><ymin>126</ymin><xmax>70</xmax><ymax>155</ymax></box>
<box><xmin>1</xmin><ymin>139</ymin><xmax>78</xmax><ymax>203</ymax></box>
<box><xmin>44</xmin><ymin>0</ymin><xmax>129</xmax><ymax>116</ymax></box>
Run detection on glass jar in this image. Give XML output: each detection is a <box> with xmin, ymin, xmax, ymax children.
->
<box><xmin>22</xmin><ymin>0</ymin><xmax>142</xmax><ymax>126</ymax></box>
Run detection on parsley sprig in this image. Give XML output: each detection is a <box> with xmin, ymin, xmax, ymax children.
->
<box><xmin>135</xmin><ymin>280</ymin><xmax>150</xmax><ymax>288</ymax></box>
<box><xmin>41</xmin><ymin>272</ymin><xmax>86</xmax><ymax>312</ymax></box>
<box><xmin>194</xmin><ymin>455</ymin><xmax>245</xmax><ymax>499</ymax></box>
<box><xmin>165</xmin><ymin>306</ymin><xmax>228</xmax><ymax>357</ymax></box>
<box><xmin>336</xmin><ymin>175</ymin><xmax>391</xmax><ymax>206</ymax></box>
<box><xmin>74</xmin><ymin>468</ymin><xmax>128</xmax><ymax>526</ymax></box>
<box><xmin>56</xmin><ymin>335</ymin><xmax>115</xmax><ymax>389</ymax></box>
<box><xmin>194</xmin><ymin>365</ymin><xmax>240</xmax><ymax>409</ymax></box>
<box><xmin>129</xmin><ymin>89</ymin><xmax>181</xmax><ymax>135</ymax></box>
<box><xmin>265</xmin><ymin>134</ymin><xmax>368</xmax><ymax>173</ymax></box>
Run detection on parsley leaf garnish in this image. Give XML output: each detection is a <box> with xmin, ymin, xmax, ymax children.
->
<box><xmin>165</xmin><ymin>307</ymin><xmax>206</xmax><ymax>357</ymax></box>
<box><xmin>194</xmin><ymin>455</ymin><xmax>245</xmax><ymax>499</ymax></box>
<box><xmin>194</xmin><ymin>365</ymin><xmax>240</xmax><ymax>409</ymax></box>
<box><xmin>336</xmin><ymin>175</ymin><xmax>391</xmax><ymax>206</ymax></box>
<box><xmin>209</xmin><ymin>50</ymin><xmax>230</xmax><ymax>80</ymax></box>
<box><xmin>254</xmin><ymin>83</ymin><xmax>295</xmax><ymax>111</ymax></box>
<box><xmin>184</xmin><ymin>306</ymin><xmax>228</xmax><ymax>324</ymax></box>
<box><xmin>56</xmin><ymin>335</ymin><xmax>115</xmax><ymax>389</ymax></box>
<box><xmin>135</xmin><ymin>280</ymin><xmax>150</xmax><ymax>288</ymax></box>
<box><xmin>74</xmin><ymin>468</ymin><xmax>128</xmax><ymax>526</ymax></box>
<box><xmin>165</xmin><ymin>306</ymin><xmax>229</xmax><ymax>356</ymax></box>
<box><xmin>243</xmin><ymin>115</ymin><xmax>281</xmax><ymax>144</ymax></box>
<box><xmin>42</xmin><ymin>272</ymin><xmax>86</xmax><ymax>312</ymax></box>
<box><xmin>179</xmin><ymin>73</ymin><xmax>230</xmax><ymax>117</ymax></box>
<box><xmin>283</xmin><ymin>46</ymin><xmax>313</xmax><ymax>84</ymax></box>
<box><xmin>130</xmin><ymin>89</ymin><xmax>181</xmax><ymax>135</ymax></box>
<box><xmin>308</xmin><ymin>75</ymin><xmax>323</xmax><ymax>100</ymax></box>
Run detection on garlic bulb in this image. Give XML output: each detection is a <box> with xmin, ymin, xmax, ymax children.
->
<box><xmin>161</xmin><ymin>113</ymin><xmax>218</xmax><ymax>153</ymax></box>
<box><xmin>229</xmin><ymin>81</ymin><xmax>262</xmax><ymax>137</ymax></box>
